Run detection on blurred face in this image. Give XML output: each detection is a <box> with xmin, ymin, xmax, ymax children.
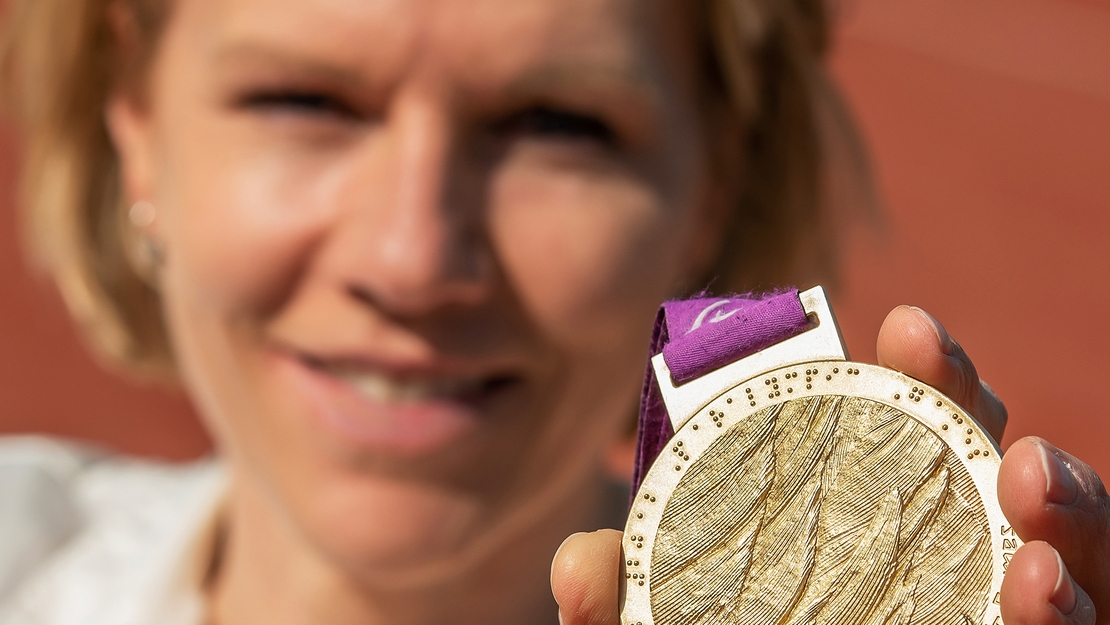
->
<box><xmin>111</xmin><ymin>0</ymin><xmax>728</xmax><ymax>583</ymax></box>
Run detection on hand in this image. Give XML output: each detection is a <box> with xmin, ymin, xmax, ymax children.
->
<box><xmin>551</xmin><ymin>305</ymin><xmax>1106</xmax><ymax>625</ymax></box>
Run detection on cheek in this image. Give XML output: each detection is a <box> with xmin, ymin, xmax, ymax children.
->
<box><xmin>155</xmin><ymin>126</ymin><xmax>347</xmax><ymax>317</ymax></box>
<box><xmin>490</xmin><ymin>156</ymin><xmax>697</xmax><ymax>352</ymax></box>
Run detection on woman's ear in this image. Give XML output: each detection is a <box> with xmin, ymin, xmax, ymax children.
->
<box><xmin>105</xmin><ymin>93</ymin><xmax>158</xmax><ymax>209</ymax></box>
<box><xmin>104</xmin><ymin>0</ymin><xmax>159</xmax><ymax>210</ymax></box>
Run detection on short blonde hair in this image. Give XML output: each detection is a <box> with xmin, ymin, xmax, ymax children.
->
<box><xmin>0</xmin><ymin>0</ymin><xmax>866</xmax><ymax>376</ymax></box>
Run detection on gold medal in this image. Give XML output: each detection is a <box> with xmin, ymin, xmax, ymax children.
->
<box><xmin>622</xmin><ymin>288</ymin><xmax>1017</xmax><ymax>625</ymax></box>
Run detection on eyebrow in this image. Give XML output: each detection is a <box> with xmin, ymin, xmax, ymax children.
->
<box><xmin>501</xmin><ymin>61</ymin><xmax>662</xmax><ymax>105</ymax></box>
<box><xmin>211</xmin><ymin>42</ymin><xmax>369</xmax><ymax>88</ymax></box>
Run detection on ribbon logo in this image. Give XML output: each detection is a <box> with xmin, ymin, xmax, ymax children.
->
<box><xmin>686</xmin><ymin>299</ymin><xmax>742</xmax><ymax>334</ymax></box>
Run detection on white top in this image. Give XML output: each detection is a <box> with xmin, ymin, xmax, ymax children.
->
<box><xmin>0</xmin><ymin>436</ymin><xmax>225</xmax><ymax>625</ymax></box>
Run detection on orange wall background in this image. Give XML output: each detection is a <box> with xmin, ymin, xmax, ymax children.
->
<box><xmin>1</xmin><ymin>0</ymin><xmax>1109</xmax><ymax>473</ymax></box>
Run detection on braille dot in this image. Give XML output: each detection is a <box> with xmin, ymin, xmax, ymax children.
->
<box><xmin>627</xmin><ymin>560</ymin><xmax>633</xmax><ymax>566</ymax></box>
<box><xmin>745</xmin><ymin>388</ymin><xmax>751</xmax><ymax>394</ymax></box>
<box><xmin>953</xmin><ymin>414</ymin><xmax>959</xmax><ymax>420</ymax></box>
<box><xmin>769</xmin><ymin>393</ymin><xmax>774</xmax><ymax>399</ymax></box>
<box><xmin>634</xmin><ymin>560</ymin><xmax>639</xmax><ymax>565</ymax></box>
<box><xmin>684</xmin><ymin>455</ymin><xmax>690</xmax><ymax>460</ymax></box>
<box><xmin>968</xmin><ymin>453</ymin><xmax>975</xmax><ymax>459</ymax></box>
<box><xmin>957</xmin><ymin>418</ymin><xmax>963</xmax><ymax>424</ymax></box>
<box><xmin>975</xmin><ymin>450</ymin><xmax>981</xmax><ymax>456</ymax></box>
<box><xmin>627</xmin><ymin>573</ymin><xmax>632</xmax><ymax>579</ymax></box>
<box><xmin>913</xmin><ymin>387</ymin><xmax>919</xmax><ymax>393</ymax></box>
<box><xmin>637</xmin><ymin>543</ymin><xmax>643</xmax><ymax>549</ymax></box>
<box><xmin>937</xmin><ymin>401</ymin><xmax>943</xmax><ymax>407</ymax></box>
<box><xmin>965</xmin><ymin>438</ymin><xmax>972</xmax><ymax>444</ymax></box>
<box><xmin>806</xmin><ymin>377</ymin><xmax>812</xmax><ymax>382</ymax></box>
<box><xmin>644</xmin><ymin>494</ymin><xmax>650</xmax><ymax>499</ymax></box>
<box><xmin>813</xmin><ymin>369</ymin><xmax>819</xmax><ymax>374</ymax></box>
<box><xmin>942</xmin><ymin>424</ymin><xmax>948</xmax><ymax>430</ymax></box>
<box><xmin>895</xmin><ymin>394</ymin><xmax>901</xmax><ymax>400</ymax></box>
<box><xmin>826</xmin><ymin>375</ymin><xmax>832</xmax><ymax>381</ymax></box>
<box><xmin>834</xmin><ymin>368</ymin><xmax>839</xmax><ymax>374</ymax></box>
<box><xmin>984</xmin><ymin>451</ymin><xmax>990</xmax><ymax>456</ymax></box>
<box><xmin>787</xmin><ymin>388</ymin><xmax>793</xmax><ymax>393</ymax></box>
<box><xmin>772</xmin><ymin>377</ymin><xmax>777</xmax><ymax>383</ymax></box>
<box><xmin>775</xmin><ymin>391</ymin><xmax>780</xmax><ymax>396</ymax></box>
<box><xmin>650</xmin><ymin>496</ymin><xmax>656</xmax><ymax>502</ymax></box>
<box><xmin>773</xmin><ymin>384</ymin><xmax>779</xmax><ymax>390</ymax></box>
<box><xmin>806</xmin><ymin>385</ymin><xmax>812</xmax><ymax>390</ymax></box>
<box><xmin>676</xmin><ymin>465</ymin><xmax>681</xmax><ymax>471</ymax></box>
<box><xmin>967</xmin><ymin>429</ymin><xmax>973</xmax><ymax>435</ymax></box>
<box><xmin>806</xmin><ymin>369</ymin><xmax>812</xmax><ymax>375</ymax></box>
<box><xmin>672</xmin><ymin>446</ymin><xmax>678</xmax><ymax>452</ymax></box>
<box><xmin>692</xmin><ymin>425</ymin><xmax>699</xmax><ymax>430</ymax></box>
<box><xmin>639</xmin><ymin>581</ymin><xmax>645</xmax><ymax>586</ymax></box>
<box><xmin>717</xmin><ymin>423</ymin><xmax>723</xmax><ymax>428</ymax></box>
<box><xmin>750</xmin><ymin>401</ymin><xmax>756</xmax><ymax>406</ymax></box>
<box><xmin>727</xmin><ymin>398</ymin><xmax>733</xmax><ymax>404</ymax></box>
<box><xmin>637</xmin><ymin>513</ymin><xmax>643</xmax><ymax>519</ymax></box>
<box><xmin>914</xmin><ymin>397</ymin><xmax>920</xmax><ymax>402</ymax></box>
<box><xmin>709</xmin><ymin>410</ymin><xmax>716</xmax><ymax>416</ymax></box>
<box><xmin>765</xmin><ymin>380</ymin><xmax>771</xmax><ymax>385</ymax></box>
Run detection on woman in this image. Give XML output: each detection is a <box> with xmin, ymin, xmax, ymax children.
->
<box><xmin>0</xmin><ymin>0</ymin><xmax>1103</xmax><ymax>624</ymax></box>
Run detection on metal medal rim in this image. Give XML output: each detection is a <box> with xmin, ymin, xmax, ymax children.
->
<box><xmin>621</xmin><ymin>360</ymin><xmax>1015</xmax><ymax>625</ymax></box>
<box><xmin>621</xmin><ymin>286</ymin><xmax>1018</xmax><ymax>625</ymax></box>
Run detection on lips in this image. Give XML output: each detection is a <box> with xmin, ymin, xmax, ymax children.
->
<box><xmin>332</xmin><ymin>368</ymin><xmax>515</xmax><ymax>404</ymax></box>
<box><xmin>272</xmin><ymin>348</ymin><xmax>522</xmax><ymax>455</ymax></box>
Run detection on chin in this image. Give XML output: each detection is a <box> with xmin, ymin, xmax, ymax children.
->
<box><xmin>296</xmin><ymin>470</ymin><xmax>507</xmax><ymax>586</ymax></box>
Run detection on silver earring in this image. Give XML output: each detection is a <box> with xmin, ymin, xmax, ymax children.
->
<box><xmin>129</xmin><ymin>200</ymin><xmax>156</xmax><ymax>228</ymax></box>
<box><xmin>129</xmin><ymin>201</ymin><xmax>164</xmax><ymax>274</ymax></box>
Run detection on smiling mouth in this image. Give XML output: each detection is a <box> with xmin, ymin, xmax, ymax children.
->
<box><xmin>299</xmin><ymin>356</ymin><xmax>521</xmax><ymax>405</ymax></box>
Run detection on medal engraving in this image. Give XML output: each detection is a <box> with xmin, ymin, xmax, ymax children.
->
<box><xmin>623</xmin><ymin>362</ymin><xmax>1015</xmax><ymax>625</ymax></box>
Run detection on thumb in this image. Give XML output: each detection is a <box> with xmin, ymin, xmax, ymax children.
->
<box><xmin>551</xmin><ymin>529</ymin><xmax>623</xmax><ymax>625</ymax></box>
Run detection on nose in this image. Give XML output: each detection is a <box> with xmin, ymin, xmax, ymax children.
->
<box><xmin>327</xmin><ymin>91</ymin><xmax>493</xmax><ymax>317</ymax></box>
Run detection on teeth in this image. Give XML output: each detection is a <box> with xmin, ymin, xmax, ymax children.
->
<box><xmin>336</xmin><ymin>371</ymin><xmax>482</xmax><ymax>403</ymax></box>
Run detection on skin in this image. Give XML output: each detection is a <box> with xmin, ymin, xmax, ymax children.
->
<box><xmin>101</xmin><ymin>0</ymin><xmax>1109</xmax><ymax>624</ymax></box>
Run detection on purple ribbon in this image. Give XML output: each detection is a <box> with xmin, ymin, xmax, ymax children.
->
<box><xmin>631</xmin><ymin>290</ymin><xmax>809</xmax><ymax>495</ymax></box>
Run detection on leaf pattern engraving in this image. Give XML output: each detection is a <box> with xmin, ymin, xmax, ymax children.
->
<box><xmin>650</xmin><ymin>396</ymin><xmax>992</xmax><ymax>625</ymax></box>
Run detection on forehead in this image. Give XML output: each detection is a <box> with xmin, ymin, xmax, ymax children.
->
<box><xmin>169</xmin><ymin>0</ymin><xmax>697</xmax><ymax>96</ymax></box>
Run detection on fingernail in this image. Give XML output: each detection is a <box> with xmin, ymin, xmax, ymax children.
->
<box><xmin>1050</xmin><ymin>547</ymin><xmax>1078</xmax><ymax>615</ymax></box>
<box><xmin>1037</xmin><ymin>440</ymin><xmax>1078</xmax><ymax>505</ymax></box>
<box><xmin>908</xmin><ymin>306</ymin><xmax>953</xmax><ymax>355</ymax></box>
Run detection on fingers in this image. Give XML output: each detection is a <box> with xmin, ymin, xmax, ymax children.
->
<box><xmin>1002</xmin><ymin>540</ymin><xmax>1096</xmax><ymax>625</ymax></box>
<box><xmin>551</xmin><ymin>529</ymin><xmax>623</xmax><ymax>625</ymax></box>
<box><xmin>876</xmin><ymin>305</ymin><xmax>1008</xmax><ymax>441</ymax></box>
<box><xmin>999</xmin><ymin>437</ymin><xmax>1110</xmax><ymax>612</ymax></box>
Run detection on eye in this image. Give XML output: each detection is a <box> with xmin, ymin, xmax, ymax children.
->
<box><xmin>237</xmin><ymin>89</ymin><xmax>360</xmax><ymax>120</ymax></box>
<box><xmin>496</xmin><ymin>106</ymin><xmax>617</xmax><ymax>146</ymax></box>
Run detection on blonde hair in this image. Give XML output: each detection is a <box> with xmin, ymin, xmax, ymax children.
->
<box><xmin>0</xmin><ymin>0</ymin><xmax>867</xmax><ymax>377</ymax></box>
